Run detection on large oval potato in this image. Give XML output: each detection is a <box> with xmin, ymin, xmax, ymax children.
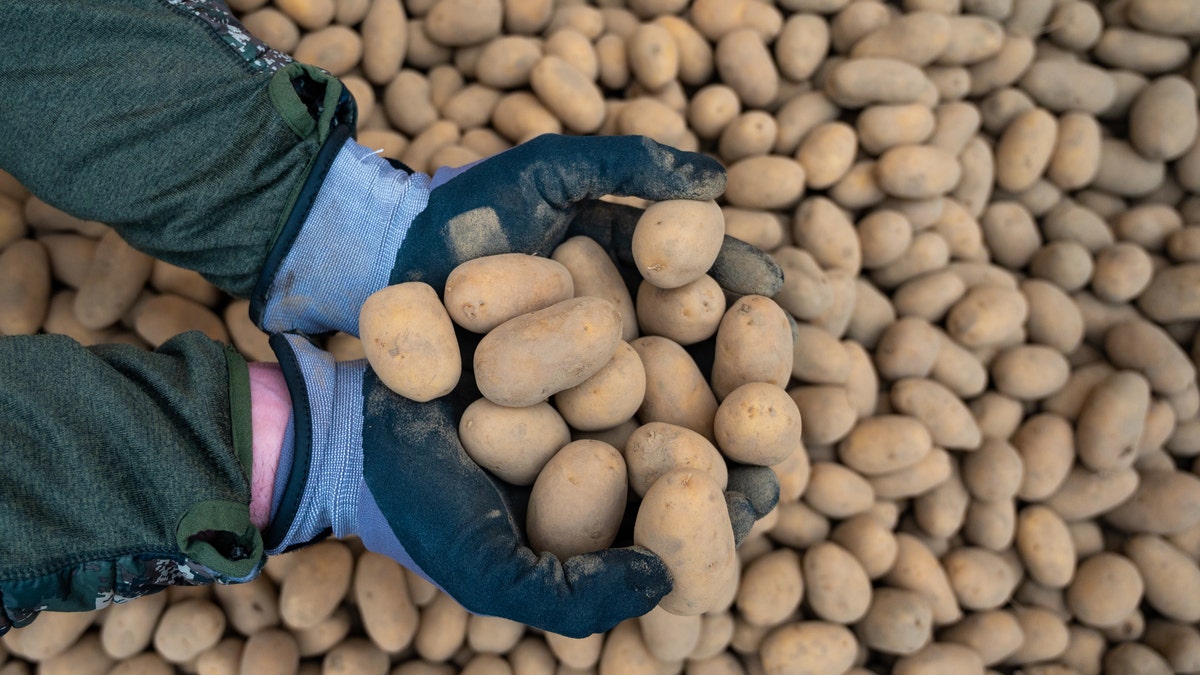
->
<box><xmin>553</xmin><ymin>340</ymin><xmax>646</xmax><ymax>431</ymax></box>
<box><xmin>710</xmin><ymin>294</ymin><xmax>794</xmax><ymax>399</ymax></box>
<box><xmin>474</xmin><ymin>296</ymin><xmax>622</xmax><ymax>407</ymax></box>
<box><xmin>443</xmin><ymin>253</ymin><xmax>574</xmax><ymax>333</ymax></box>
<box><xmin>634</xmin><ymin>468</ymin><xmax>737</xmax><ymax>616</ymax></box>
<box><xmin>625</xmin><ymin>421</ymin><xmax>728</xmax><ymax>497</ymax></box>
<box><xmin>459</xmin><ymin>398</ymin><xmax>570</xmax><ymax>485</ymax></box>
<box><xmin>526</xmin><ymin>439</ymin><xmax>627</xmax><ymax>559</ymax></box>
<box><xmin>360</xmin><ymin>282</ymin><xmax>462</xmax><ymax>403</ymax></box>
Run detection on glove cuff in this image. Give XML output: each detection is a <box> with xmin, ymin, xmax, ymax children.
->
<box><xmin>254</xmin><ymin>136</ymin><xmax>431</xmax><ymax>335</ymax></box>
<box><xmin>263</xmin><ymin>334</ymin><xmax>366</xmax><ymax>554</ymax></box>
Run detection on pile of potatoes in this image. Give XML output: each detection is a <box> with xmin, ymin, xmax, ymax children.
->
<box><xmin>4</xmin><ymin>0</ymin><xmax>1200</xmax><ymax>672</ymax></box>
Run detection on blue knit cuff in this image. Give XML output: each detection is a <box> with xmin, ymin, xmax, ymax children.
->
<box><xmin>260</xmin><ymin>138</ymin><xmax>431</xmax><ymax>336</ymax></box>
<box><xmin>266</xmin><ymin>334</ymin><xmax>366</xmax><ymax>555</ymax></box>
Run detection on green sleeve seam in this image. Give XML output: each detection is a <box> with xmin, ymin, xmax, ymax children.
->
<box><xmin>224</xmin><ymin>347</ymin><xmax>253</xmax><ymax>478</ymax></box>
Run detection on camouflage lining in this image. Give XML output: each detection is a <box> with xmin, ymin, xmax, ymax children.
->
<box><xmin>164</xmin><ymin>0</ymin><xmax>293</xmax><ymax>72</ymax></box>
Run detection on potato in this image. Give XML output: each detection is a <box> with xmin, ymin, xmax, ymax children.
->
<box><xmin>885</xmin><ymin>533</ymin><xmax>962</xmax><ymax>625</ymax></box>
<box><xmin>637</xmin><ymin>606</ymin><xmax>700</xmax><ymax>662</ymax></box>
<box><xmin>292</xmin><ymin>25</ymin><xmax>362</xmax><ymax>76</ymax></box>
<box><xmin>804</xmin><ymin>461</ymin><xmax>874</xmax><ymax>519</ymax></box>
<box><xmin>945</xmin><ymin>284</ymin><xmax>1028</xmax><ymax>348</ymax></box>
<box><xmin>759</xmin><ymin>621</ymin><xmax>858</xmax><ymax>675</ymax></box>
<box><xmin>858</xmin><ymin>587</ymin><xmax>934</xmax><ymax>655</ymax></box>
<box><xmin>712</xmin><ymin>382</ymin><xmax>801</xmax><ymax>466</ymax></box>
<box><xmin>634</xmin><ymin>468</ymin><xmax>737</xmax><ymax>615</ymax></box>
<box><xmin>1105</xmin><ymin>318</ymin><xmax>1195</xmax><ymax>395</ymax></box>
<box><xmin>875</xmin><ymin>144</ymin><xmax>962</xmax><ymax>199</ymax></box>
<box><xmin>632</xmin><ymin>199</ymin><xmax>724</xmax><ymax>290</ymax></box>
<box><xmin>491</xmin><ymin>91</ymin><xmax>562</xmax><ymax>142</ymax></box>
<box><xmin>543</xmin><ymin>631</ymin><xmax>602</xmax><ymax>670</ymax></box>
<box><xmin>941</xmin><ymin>547</ymin><xmax>1019</xmax><ymax>611</ymax></box>
<box><xmin>1066</xmin><ymin>552</ymin><xmax>1145</xmax><ymax>628</ymax></box>
<box><xmin>718</xmin><ymin>111</ymin><xmax>777</xmax><ymax>163</ymax></box>
<box><xmin>793</xmin><ymin>196</ymin><xmax>861</xmax><ymax>274</ymax></box>
<box><xmin>1017</xmin><ymin>60</ymin><xmax>1116</xmax><ymax>114</ymax></box>
<box><xmin>626</xmin><ymin>23</ymin><xmax>677</xmax><ymax>92</ymax></box>
<box><xmin>826</xmin><ymin>58</ymin><xmax>933</xmax><ymax>108</ymax></box>
<box><xmin>688</xmin><ymin>85</ymin><xmax>742</xmax><ymax>139</ymax></box>
<box><xmin>796</xmin><ymin>121</ymin><xmax>857</xmax><ymax>189</ymax></box>
<box><xmin>413</xmin><ymin>593</ymin><xmax>468</xmax><ymax>662</ymax></box>
<box><xmin>875</xmin><ymin>317</ymin><xmax>943</xmax><ymax>380</ymax></box>
<box><xmin>868</xmin><ymin>446</ymin><xmax>953</xmax><ymax>500</ymax></box>
<box><xmin>527</xmin><ymin>439</ymin><xmax>626</xmax><ymax>559</ymax></box>
<box><xmin>442</xmin><ymin>254</ymin><xmax>573</xmax><ymax>333</ymax></box>
<box><xmin>423</xmin><ymin>0</ymin><xmax>501</xmax><ymax>46</ymax></box>
<box><xmin>714</xmin><ymin>29</ymin><xmax>779</xmax><ymax>109</ymax></box>
<box><xmin>734</xmin><ymin>549</ymin><xmax>803</xmax><ymax>628</ymax></box>
<box><xmin>100</xmin><ymin>592</ymin><xmax>169</xmax><ymax>660</ymax></box>
<box><xmin>551</xmin><ymin>235</ymin><xmax>638</xmax><ymax>342</ymax></box>
<box><xmin>475</xmin><ymin>36</ymin><xmax>541</xmax><ymax>90</ymax></box>
<box><xmin>710</xmin><ymin>294</ymin><xmax>794</xmax><ymax>399</ymax></box>
<box><xmin>889</xmin><ymin>378</ymin><xmax>981</xmax><ymax>450</ymax></box>
<box><xmin>359</xmin><ymin>282</ymin><xmax>460</xmax><ymax>403</ymax></box>
<box><xmin>1007</xmin><ymin>606</ymin><xmax>1071</xmax><ymax>666</ymax></box>
<box><xmin>624</xmin><ymin>421</ymin><xmax>728</xmax><ymax>497</ymax></box>
<box><xmin>723</xmin><ymin>155</ymin><xmax>806</xmax><ymax>210</ymax></box>
<box><xmin>0</xmin><ymin>239</ymin><xmax>49</xmax><ymax>335</ymax></box>
<box><xmin>635</xmin><ymin>276</ymin><xmax>724</xmax><ymax>345</ymax></box>
<box><xmin>275</xmin><ymin>0</ymin><xmax>333</xmax><ymax>30</ymax></box>
<box><xmin>474</xmin><ymin>296</ymin><xmax>621</xmax><ymax>407</ymax></box>
<box><xmin>837</xmin><ymin>415</ymin><xmax>932</xmax><ymax>476</ymax></box>
<box><xmin>856</xmin><ymin>104</ymin><xmax>935</xmax><ymax>156</ymax></box>
<box><xmin>1125</xmin><ymin>534</ymin><xmax>1200</xmax><ymax>624</ymax></box>
<box><xmin>529</xmin><ymin>56</ymin><xmax>604</xmax><ymax>134</ymax></box>
<box><xmin>73</xmin><ymin>228</ymin><xmax>153</xmax><ymax>330</ymax></box>
<box><xmin>631</xmin><ymin>335</ymin><xmax>719</xmax><ymax>439</ymax></box>
<box><xmin>801</xmin><ymin>541</ymin><xmax>872</xmax><ymax>624</ymax></box>
<box><xmin>555</xmin><ymin>340</ymin><xmax>645</xmax><ymax>431</ymax></box>
<box><xmin>152</xmin><ymin>599</ymin><xmax>226</xmax><ymax>663</ymax></box>
<box><xmin>775</xmin><ymin>14</ymin><xmax>829</xmax><ymax>82</ymax></box>
<box><xmin>1105</xmin><ymin>469</ymin><xmax>1200</xmax><ymax>535</ymax></box>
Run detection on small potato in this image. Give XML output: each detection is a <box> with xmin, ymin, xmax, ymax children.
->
<box><xmin>989</xmin><ymin>345</ymin><xmax>1070</xmax><ymax>401</ymax></box>
<box><xmin>424</xmin><ymin>0</ymin><xmax>502</xmax><ymax>46</ymax></box>
<box><xmin>713</xmin><ymin>382</ymin><xmax>801</xmax><ymax>466</ymax></box>
<box><xmin>102</xmin><ymin>592</ymin><xmax>169</xmax><ymax>660</ymax></box>
<box><xmin>792</xmin><ymin>196</ymin><xmax>861</xmax><ymax>274</ymax></box>
<box><xmin>945</xmin><ymin>284</ymin><xmax>1028</xmax><ymax>348</ymax></box>
<box><xmin>1066</xmin><ymin>552</ymin><xmax>1144</xmax><ymax>629</ymax></box>
<box><xmin>838</xmin><ymin>415</ymin><xmax>933</xmax><ymax>476</ymax></box>
<box><xmin>1018</xmin><ymin>60</ymin><xmax>1116</xmax><ymax>114</ymax></box>
<box><xmin>790</xmin><ymin>323</ymin><xmax>850</xmax><ymax>385</ymax></box>
<box><xmin>1016</xmin><ymin>505</ymin><xmax>1076</xmax><ymax>589</ymax></box>
<box><xmin>353</xmin><ymin>552</ymin><xmax>419</xmax><ymax>653</ymax></box>
<box><xmin>735</xmin><ymin>549</ymin><xmax>804</xmax><ymax>628</ymax></box>
<box><xmin>688</xmin><ymin>84</ymin><xmax>742</xmax><ymax>140</ymax></box>
<box><xmin>1126</xmin><ymin>534</ymin><xmax>1200</xmax><ymax>623</ymax></box>
<box><xmin>775</xmin><ymin>14</ymin><xmax>829</xmax><ymax>82</ymax></box>
<box><xmin>724</xmin><ymin>155</ymin><xmax>806</xmax><ymax>210</ymax></box>
<box><xmin>491</xmin><ymin>91</ymin><xmax>563</xmax><ymax>143</ymax></box>
<box><xmin>636</xmin><ymin>276</ymin><xmax>725</xmax><ymax>345</ymax></box>
<box><xmin>851</xmin><ymin>11</ymin><xmax>950</xmax><ymax>66</ymax></box>
<box><xmin>804</xmin><ymin>461</ymin><xmax>874</xmax><ymax>519</ymax></box>
<box><xmin>1047</xmin><ymin>112</ymin><xmax>1103</xmax><ymax>190</ymax></box>
<box><xmin>360</xmin><ymin>0</ymin><xmax>406</xmax><ymax>84</ymax></box>
<box><xmin>1012</xmin><ymin>413</ymin><xmax>1075</xmax><ymax>501</ymax></box>
<box><xmin>1092</xmin><ymin>138</ymin><xmax>1166</xmax><ymax>197</ymax></box>
<box><xmin>760</xmin><ymin>622</ymin><xmax>858</xmax><ymax>675</ymax></box>
<box><xmin>0</xmin><ymin>239</ymin><xmax>50</xmax><ymax>336</ymax></box>
<box><xmin>714</xmin><ymin>28</ymin><xmax>778</xmax><ymax>108</ymax></box>
<box><xmin>474</xmin><ymin>296</ymin><xmax>621</xmax><ymax>407</ymax></box>
<box><xmin>632</xmin><ymin>199</ymin><xmax>725</xmax><ymax>290</ymax></box>
<box><xmin>459</xmin><ymin>398</ymin><xmax>569</xmax><ymax>485</ymax></box>
<box><xmin>655</xmin><ymin>16</ymin><xmax>713</xmax><ymax>86</ymax></box>
<box><xmin>857</xmin><ymin>104</ymin><xmax>936</xmax><ymax>156</ymax></box>
<box><xmin>796</xmin><ymin>121</ymin><xmax>857</xmax><ymax>189</ymax></box>
<box><xmin>1105</xmin><ymin>469</ymin><xmax>1200</xmax><ymax>535</ymax></box>
<box><xmin>444</xmin><ymin>254</ymin><xmax>573</xmax><ymax>333</ymax></box>
<box><xmin>293</xmin><ymin>25</ymin><xmax>363</xmax><ymax>76</ymax></box>
<box><xmin>635</xmin><ymin>468</ymin><xmax>737</xmax><ymax>615</ymax></box>
<box><xmin>74</xmin><ymin>228</ymin><xmax>154</xmax><ymax>330</ymax></box>
<box><xmin>628</xmin><ymin>23</ymin><xmax>678</xmax><ymax>91</ymax></box>
<box><xmin>890</xmin><ymin>378</ymin><xmax>981</xmax><ymax>450</ymax></box>
<box><xmin>868</xmin><ymin>447</ymin><xmax>953</xmax><ymax>500</ymax></box>
<box><xmin>638</xmin><ymin>605</ymin><xmax>700</xmax><ymax>662</ymax></box>
<box><xmin>1139</xmin><ymin>263</ymin><xmax>1200</xmax><ymax>323</ymax></box>
<box><xmin>1105</xmin><ymin>318</ymin><xmax>1195</xmax><ymax>395</ymax></box>
<box><xmin>1094</xmin><ymin>27</ymin><xmax>1190</xmax><ymax>75</ymax></box>
<box><xmin>1076</xmin><ymin>371</ymin><xmax>1150</xmax><ymax>472</ymax></box>
<box><xmin>532</xmin><ymin>55</ymin><xmax>604</xmax><ymax>134</ymax></box>
<box><xmin>995</xmin><ymin>107</ymin><xmax>1057</xmax><ymax>193</ymax></box>
<box><xmin>893</xmin><ymin>643</ymin><xmax>985</xmax><ymax>675</ymax></box>
<box><xmin>625</xmin><ymin>421</ymin><xmax>728</xmax><ymax>496</ymax></box>
<box><xmin>554</xmin><ymin>340</ymin><xmax>645</xmax><ymax>431</ymax></box>
<box><xmin>360</xmin><ymin>282</ymin><xmax>460</xmax><ymax>403</ymax></box>
<box><xmin>885</xmin><ymin>533</ymin><xmax>963</xmax><ymax>625</ymax></box>
<box><xmin>527</xmin><ymin>439</ymin><xmax>626</xmax><ymax>559</ymax></box>
<box><xmin>942</xmin><ymin>546</ymin><xmax>1019</xmax><ymax>611</ymax></box>
<box><xmin>718</xmin><ymin>111</ymin><xmax>777</xmax><ymax>163</ymax></box>
<box><xmin>475</xmin><ymin>36</ymin><xmax>542</xmax><ymax>89</ymax></box>
<box><xmin>632</xmin><ymin>335</ymin><xmax>719</xmax><ymax>439</ymax></box>
<box><xmin>803</xmin><ymin>541</ymin><xmax>872</xmax><ymax>624</ymax></box>
<box><xmin>552</xmin><ymin>235</ymin><xmax>637</xmax><ymax>342</ymax></box>
<box><xmin>1045</xmin><ymin>465</ymin><xmax>1140</xmax><ymax>521</ymax></box>
<box><xmin>153</xmin><ymin>599</ymin><xmax>227</xmax><ymax>663</ymax></box>
<box><xmin>831</xmin><ymin>513</ymin><xmax>899</xmax><ymax>580</ymax></box>
<box><xmin>858</xmin><ymin>588</ymin><xmax>934</xmax><ymax>655</ymax></box>
<box><xmin>825</xmin><ymin>58</ymin><xmax>933</xmax><ymax>108</ymax></box>
<box><xmin>875</xmin><ymin>144</ymin><xmax>962</xmax><ymax>199</ymax></box>
<box><xmin>858</xmin><ymin>209</ymin><xmax>913</xmax><ymax>270</ymax></box>
<box><xmin>710</xmin><ymin>295</ymin><xmax>794</xmax><ymax>400</ymax></box>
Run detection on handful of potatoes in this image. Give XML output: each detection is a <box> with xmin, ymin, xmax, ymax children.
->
<box><xmin>360</xmin><ymin>199</ymin><xmax>798</xmax><ymax>616</ymax></box>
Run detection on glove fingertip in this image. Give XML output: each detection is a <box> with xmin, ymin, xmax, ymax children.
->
<box><xmin>709</xmin><ymin>236</ymin><xmax>785</xmax><ymax>298</ymax></box>
<box><xmin>727</xmin><ymin>464</ymin><xmax>782</xmax><ymax>519</ymax></box>
<box><xmin>725</xmin><ymin>492</ymin><xmax>757</xmax><ymax>547</ymax></box>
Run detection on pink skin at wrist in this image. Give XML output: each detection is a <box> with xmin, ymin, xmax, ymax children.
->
<box><xmin>247</xmin><ymin>362</ymin><xmax>291</xmax><ymax>530</ymax></box>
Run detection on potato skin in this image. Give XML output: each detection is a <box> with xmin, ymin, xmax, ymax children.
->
<box><xmin>553</xmin><ymin>340</ymin><xmax>646</xmax><ymax>431</ymax></box>
<box><xmin>360</xmin><ymin>282</ymin><xmax>462</xmax><ymax>403</ymax></box>
<box><xmin>474</xmin><ymin>296</ymin><xmax>622</xmax><ymax>407</ymax></box>
<box><xmin>526</xmin><ymin>439</ymin><xmax>627</xmax><ymax>560</ymax></box>
<box><xmin>634</xmin><ymin>468</ymin><xmax>736</xmax><ymax>616</ymax></box>
<box><xmin>625</xmin><ymin>421</ymin><xmax>728</xmax><ymax>497</ymax></box>
<box><xmin>458</xmin><ymin>398</ymin><xmax>570</xmax><ymax>485</ymax></box>
<box><xmin>713</xmin><ymin>382</ymin><xmax>801</xmax><ymax>466</ymax></box>
<box><xmin>443</xmin><ymin>253</ymin><xmax>574</xmax><ymax>333</ymax></box>
<box><xmin>711</xmin><ymin>294</ymin><xmax>794</xmax><ymax>400</ymax></box>
<box><xmin>632</xmin><ymin>199</ymin><xmax>725</xmax><ymax>290</ymax></box>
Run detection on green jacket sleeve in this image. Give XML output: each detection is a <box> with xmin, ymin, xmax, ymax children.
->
<box><xmin>0</xmin><ymin>331</ymin><xmax>260</xmax><ymax>635</ymax></box>
<box><xmin>0</xmin><ymin>0</ymin><xmax>355</xmax><ymax>297</ymax></box>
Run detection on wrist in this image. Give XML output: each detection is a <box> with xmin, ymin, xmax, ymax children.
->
<box><xmin>252</xmin><ymin>135</ymin><xmax>431</xmax><ymax>335</ymax></box>
<box><xmin>248</xmin><ymin>362</ymin><xmax>291</xmax><ymax>530</ymax></box>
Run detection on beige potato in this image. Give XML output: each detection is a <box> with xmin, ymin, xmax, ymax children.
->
<box><xmin>474</xmin><ymin>296</ymin><xmax>621</xmax><ymax>407</ymax></box>
<box><xmin>826</xmin><ymin>58</ymin><xmax>933</xmax><ymax>108</ymax></box>
<box><xmin>212</xmin><ymin>574</ymin><xmax>278</xmax><ymax>638</ymax></box>
<box><xmin>412</xmin><ymin>592</ymin><xmax>468</xmax><ymax>662</ymax></box>
<box><xmin>529</xmin><ymin>55</ymin><xmax>604</xmax><ymax>134</ymax></box>
<box><xmin>423</xmin><ymin>0</ymin><xmax>502</xmax><ymax>46</ymax></box>
<box><xmin>802</xmin><ymin>541</ymin><xmax>872</xmax><ymax>624</ymax></box>
<box><xmin>360</xmin><ymin>0</ymin><xmax>405</xmax><ymax>84</ymax></box>
<box><xmin>875</xmin><ymin>144</ymin><xmax>962</xmax><ymax>199</ymax></box>
<box><xmin>793</xmin><ymin>196</ymin><xmax>861</xmax><ymax>274</ymax></box>
<box><xmin>632</xmin><ymin>199</ymin><xmax>725</xmax><ymax>290</ymax></box>
<box><xmin>491</xmin><ymin>91</ymin><xmax>562</xmax><ymax>142</ymax></box>
<box><xmin>718</xmin><ymin>111</ymin><xmax>776</xmax><ymax>163</ymax></box>
<box><xmin>724</xmin><ymin>155</ymin><xmax>806</xmax><ymax>210</ymax></box>
<box><xmin>890</xmin><ymin>378</ymin><xmax>981</xmax><ymax>450</ymax></box>
<box><xmin>710</xmin><ymin>294</ymin><xmax>793</xmax><ymax>400</ymax></box>
<box><xmin>635</xmin><ymin>276</ymin><xmax>724</xmax><ymax>345</ymax></box>
<box><xmin>634</xmin><ymin>468</ymin><xmax>737</xmax><ymax>615</ymax></box>
<box><xmin>858</xmin><ymin>209</ymin><xmax>913</xmax><ymax>270</ymax></box>
<box><xmin>1139</xmin><ymin>263</ymin><xmax>1200</xmax><ymax>323</ymax></box>
<box><xmin>945</xmin><ymin>283</ymin><xmax>1028</xmax><ymax>348</ymax></box>
<box><xmin>857</xmin><ymin>104</ymin><xmax>936</xmax><ymax>156</ymax></box>
<box><xmin>74</xmin><ymin>228</ymin><xmax>154</xmax><ymax>330</ymax></box>
<box><xmin>351</xmin><ymin>552</ymin><xmax>419</xmax><ymax>653</ymax></box>
<box><xmin>458</xmin><ymin>398</ymin><xmax>569</xmax><ymax>485</ymax></box>
<box><xmin>0</xmin><ymin>239</ymin><xmax>49</xmax><ymax>335</ymax></box>
<box><xmin>275</xmin><ymin>0</ymin><xmax>333</xmax><ymax>30</ymax></box>
<box><xmin>868</xmin><ymin>447</ymin><xmax>953</xmax><ymax>500</ymax></box>
<box><xmin>131</xmin><ymin>294</ymin><xmax>229</xmax><ymax>347</ymax></box>
<box><xmin>279</xmin><ymin>540</ymin><xmax>354</xmax><ymax>631</ymax></box>
<box><xmin>1012</xmin><ymin>413</ymin><xmax>1075</xmax><ymax>501</ymax></box>
<box><xmin>775</xmin><ymin>13</ymin><xmax>828</xmax><ymax>82</ymax></box>
<box><xmin>1105</xmin><ymin>469</ymin><xmax>1200</xmax><ymax>535</ymax></box>
<box><xmin>989</xmin><ymin>345</ymin><xmax>1071</xmax><ymax>401</ymax></box>
<box><xmin>858</xmin><ymin>587</ymin><xmax>934</xmax><ymax>655</ymax></box>
<box><xmin>627</xmin><ymin>23</ymin><xmax>678</xmax><ymax>92</ymax></box>
<box><xmin>624</xmin><ymin>421</ymin><xmax>728</xmax><ymax>497</ymax></box>
<box><xmin>474</xmin><ymin>36</ymin><xmax>541</xmax><ymax>89</ymax></box>
<box><xmin>655</xmin><ymin>15</ymin><xmax>713</xmax><ymax>86</ymax></box>
<box><xmin>759</xmin><ymin>622</ymin><xmax>858</xmax><ymax>675</ymax></box>
<box><xmin>796</xmin><ymin>121</ymin><xmax>857</xmax><ymax>190</ymax></box>
<box><xmin>631</xmin><ymin>335</ymin><xmax>718</xmax><ymax>439</ymax></box>
<box><xmin>153</xmin><ymin>599</ymin><xmax>227</xmax><ymax>663</ymax></box>
<box><xmin>688</xmin><ymin>84</ymin><xmax>742</xmax><ymax>139</ymax></box>
<box><xmin>554</xmin><ymin>340</ymin><xmax>645</xmax><ymax>432</ymax></box>
<box><xmin>1018</xmin><ymin>60</ymin><xmax>1116</xmax><ymax>114</ymax></box>
<box><xmin>360</xmin><ymin>282</ymin><xmax>460</xmax><ymax>403</ymax></box>
<box><xmin>885</xmin><ymin>533</ymin><xmax>963</xmax><ymax>625</ymax></box>
<box><xmin>1066</xmin><ymin>552</ymin><xmax>1145</xmax><ymax>628</ymax></box>
<box><xmin>995</xmin><ymin>107</ymin><xmax>1057</xmax><ymax>193</ymax></box>
<box><xmin>942</xmin><ymin>547</ymin><xmax>1019</xmax><ymax>611</ymax></box>
<box><xmin>527</xmin><ymin>439</ymin><xmax>626</xmax><ymax>559</ymax></box>
<box><xmin>1125</xmin><ymin>534</ymin><xmax>1200</xmax><ymax>624</ymax></box>
<box><xmin>637</xmin><ymin>605</ymin><xmax>700</xmax><ymax>662</ymax></box>
<box><xmin>804</xmin><ymin>461</ymin><xmax>874</xmax><ymax>519</ymax></box>
<box><xmin>292</xmin><ymin>25</ymin><xmax>362</xmax><ymax>75</ymax></box>
<box><xmin>551</xmin><ymin>235</ymin><xmax>637</xmax><ymax>342</ymax></box>
<box><xmin>851</xmin><ymin>11</ymin><xmax>949</xmax><ymax>66</ymax></box>
<box><xmin>837</xmin><ymin>415</ymin><xmax>932</xmax><ymax>476</ymax></box>
<box><xmin>735</xmin><ymin>548</ymin><xmax>803</xmax><ymax>628</ymax></box>
<box><xmin>712</xmin><ymin>382</ymin><xmax>801</xmax><ymax>466</ymax></box>
<box><xmin>1047</xmin><ymin>112</ymin><xmax>1102</xmax><ymax>190</ymax></box>
<box><xmin>544</xmin><ymin>631</ymin><xmax>602</xmax><ymax>670</ymax></box>
<box><xmin>714</xmin><ymin>28</ymin><xmax>778</xmax><ymax>109</ymax></box>
<box><xmin>443</xmin><ymin>254</ymin><xmax>573</xmax><ymax>333</ymax></box>
<box><xmin>790</xmin><ymin>323</ymin><xmax>849</xmax><ymax>385</ymax></box>
<box><xmin>101</xmin><ymin>592</ymin><xmax>169</xmax><ymax>660</ymax></box>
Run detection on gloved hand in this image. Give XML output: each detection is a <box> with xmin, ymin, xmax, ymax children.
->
<box><xmin>253</xmin><ymin>133</ymin><xmax>782</xmax><ymax>335</ymax></box>
<box><xmin>266</xmin><ymin>327</ymin><xmax>781</xmax><ymax>638</ymax></box>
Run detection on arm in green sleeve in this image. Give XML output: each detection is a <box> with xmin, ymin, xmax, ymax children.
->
<box><xmin>0</xmin><ymin>0</ymin><xmax>355</xmax><ymax>296</ymax></box>
<box><xmin>0</xmin><ymin>331</ymin><xmax>261</xmax><ymax>635</ymax></box>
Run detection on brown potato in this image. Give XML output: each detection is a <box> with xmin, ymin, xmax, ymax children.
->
<box><xmin>360</xmin><ymin>282</ymin><xmax>461</xmax><ymax>403</ymax></box>
<box><xmin>632</xmin><ymin>335</ymin><xmax>719</xmax><ymax>439</ymax></box>
<box><xmin>634</xmin><ymin>468</ymin><xmax>737</xmax><ymax>615</ymax></box>
<box><xmin>625</xmin><ymin>421</ymin><xmax>728</xmax><ymax>497</ymax></box>
<box><xmin>632</xmin><ymin>199</ymin><xmax>725</xmax><ymax>290</ymax></box>
<box><xmin>712</xmin><ymin>382</ymin><xmax>801</xmax><ymax>466</ymax></box>
<box><xmin>710</xmin><ymin>294</ymin><xmax>794</xmax><ymax>400</ymax></box>
<box><xmin>527</xmin><ymin>439</ymin><xmax>626</xmax><ymax>559</ymax></box>
<box><xmin>458</xmin><ymin>398</ymin><xmax>569</xmax><ymax>485</ymax></box>
<box><xmin>551</xmin><ymin>235</ymin><xmax>638</xmax><ymax>342</ymax></box>
<box><xmin>443</xmin><ymin>253</ymin><xmax>573</xmax><ymax>333</ymax></box>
